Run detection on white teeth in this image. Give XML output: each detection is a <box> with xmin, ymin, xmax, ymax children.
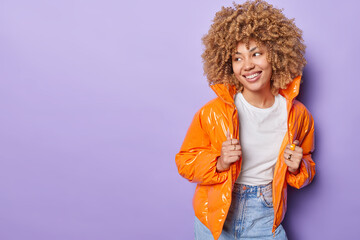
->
<box><xmin>245</xmin><ymin>73</ymin><xmax>260</xmax><ymax>79</ymax></box>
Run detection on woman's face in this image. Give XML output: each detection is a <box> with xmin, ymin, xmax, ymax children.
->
<box><xmin>232</xmin><ymin>40</ymin><xmax>272</xmax><ymax>95</ymax></box>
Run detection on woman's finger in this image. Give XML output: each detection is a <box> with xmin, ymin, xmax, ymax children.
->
<box><xmin>283</xmin><ymin>148</ymin><xmax>293</xmax><ymax>155</ymax></box>
<box><xmin>284</xmin><ymin>159</ymin><xmax>297</xmax><ymax>168</ymax></box>
<box><xmin>226</xmin><ymin>150</ymin><xmax>242</xmax><ymax>156</ymax></box>
<box><xmin>222</xmin><ymin>139</ymin><xmax>239</xmax><ymax>146</ymax></box>
<box><xmin>283</xmin><ymin>153</ymin><xmax>292</xmax><ymax>160</ymax></box>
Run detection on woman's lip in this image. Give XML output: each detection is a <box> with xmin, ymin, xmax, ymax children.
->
<box><xmin>243</xmin><ymin>72</ymin><xmax>262</xmax><ymax>82</ymax></box>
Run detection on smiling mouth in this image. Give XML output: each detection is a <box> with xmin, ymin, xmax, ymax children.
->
<box><xmin>243</xmin><ymin>71</ymin><xmax>261</xmax><ymax>81</ymax></box>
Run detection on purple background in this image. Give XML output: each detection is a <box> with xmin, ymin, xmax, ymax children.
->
<box><xmin>0</xmin><ymin>0</ymin><xmax>359</xmax><ymax>239</ymax></box>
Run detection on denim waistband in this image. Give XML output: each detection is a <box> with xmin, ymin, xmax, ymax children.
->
<box><xmin>232</xmin><ymin>182</ymin><xmax>272</xmax><ymax>197</ymax></box>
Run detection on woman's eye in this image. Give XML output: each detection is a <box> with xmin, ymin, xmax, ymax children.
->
<box><xmin>234</xmin><ymin>57</ymin><xmax>242</xmax><ymax>61</ymax></box>
<box><xmin>254</xmin><ymin>52</ymin><xmax>261</xmax><ymax>57</ymax></box>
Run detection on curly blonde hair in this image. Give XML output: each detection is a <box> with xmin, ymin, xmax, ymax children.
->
<box><xmin>202</xmin><ymin>0</ymin><xmax>306</xmax><ymax>94</ymax></box>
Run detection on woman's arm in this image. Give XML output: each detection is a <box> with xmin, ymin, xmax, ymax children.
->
<box><xmin>286</xmin><ymin>110</ymin><xmax>316</xmax><ymax>189</ymax></box>
<box><xmin>175</xmin><ymin>108</ymin><xmax>229</xmax><ymax>185</ymax></box>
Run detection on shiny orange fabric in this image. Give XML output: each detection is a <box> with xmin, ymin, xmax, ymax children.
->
<box><xmin>175</xmin><ymin>76</ymin><xmax>315</xmax><ymax>240</ymax></box>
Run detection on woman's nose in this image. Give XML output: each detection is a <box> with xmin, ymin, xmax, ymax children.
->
<box><xmin>243</xmin><ymin>58</ymin><xmax>255</xmax><ymax>71</ymax></box>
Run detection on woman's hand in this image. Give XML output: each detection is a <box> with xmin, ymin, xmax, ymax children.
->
<box><xmin>216</xmin><ymin>133</ymin><xmax>242</xmax><ymax>172</ymax></box>
<box><xmin>283</xmin><ymin>140</ymin><xmax>303</xmax><ymax>174</ymax></box>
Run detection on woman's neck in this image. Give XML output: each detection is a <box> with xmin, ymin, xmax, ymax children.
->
<box><xmin>242</xmin><ymin>89</ymin><xmax>275</xmax><ymax>109</ymax></box>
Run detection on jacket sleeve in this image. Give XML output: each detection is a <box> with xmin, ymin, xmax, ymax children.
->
<box><xmin>286</xmin><ymin>110</ymin><xmax>316</xmax><ymax>189</ymax></box>
<box><xmin>175</xmin><ymin>107</ymin><xmax>229</xmax><ymax>185</ymax></box>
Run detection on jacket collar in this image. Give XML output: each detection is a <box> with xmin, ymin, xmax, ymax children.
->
<box><xmin>279</xmin><ymin>75</ymin><xmax>301</xmax><ymax>101</ymax></box>
<box><xmin>210</xmin><ymin>83</ymin><xmax>237</xmax><ymax>105</ymax></box>
<box><xmin>210</xmin><ymin>75</ymin><xmax>302</xmax><ymax>104</ymax></box>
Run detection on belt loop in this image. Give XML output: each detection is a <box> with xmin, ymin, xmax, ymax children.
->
<box><xmin>257</xmin><ymin>187</ymin><xmax>260</xmax><ymax>198</ymax></box>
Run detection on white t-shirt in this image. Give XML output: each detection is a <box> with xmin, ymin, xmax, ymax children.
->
<box><xmin>234</xmin><ymin>92</ymin><xmax>287</xmax><ymax>186</ymax></box>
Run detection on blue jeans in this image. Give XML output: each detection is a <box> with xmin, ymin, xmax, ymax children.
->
<box><xmin>194</xmin><ymin>183</ymin><xmax>287</xmax><ymax>239</ymax></box>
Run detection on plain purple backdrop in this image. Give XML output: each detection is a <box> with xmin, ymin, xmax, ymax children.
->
<box><xmin>1</xmin><ymin>0</ymin><xmax>359</xmax><ymax>239</ymax></box>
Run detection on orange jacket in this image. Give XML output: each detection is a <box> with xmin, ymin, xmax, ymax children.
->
<box><xmin>175</xmin><ymin>76</ymin><xmax>315</xmax><ymax>240</ymax></box>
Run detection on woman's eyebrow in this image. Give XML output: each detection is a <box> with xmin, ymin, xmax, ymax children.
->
<box><xmin>249</xmin><ymin>46</ymin><xmax>258</xmax><ymax>52</ymax></box>
<box><xmin>235</xmin><ymin>46</ymin><xmax>258</xmax><ymax>55</ymax></box>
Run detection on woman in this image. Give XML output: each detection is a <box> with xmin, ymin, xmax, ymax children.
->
<box><xmin>175</xmin><ymin>0</ymin><xmax>315</xmax><ymax>239</ymax></box>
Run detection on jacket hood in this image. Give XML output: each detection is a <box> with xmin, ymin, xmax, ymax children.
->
<box><xmin>210</xmin><ymin>75</ymin><xmax>302</xmax><ymax>103</ymax></box>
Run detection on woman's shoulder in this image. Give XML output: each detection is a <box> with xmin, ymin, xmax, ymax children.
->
<box><xmin>198</xmin><ymin>97</ymin><xmax>228</xmax><ymax>116</ymax></box>
<box><xmin>292</xmin><ymin>100</ymin><xmax>314</xmax><ymax>123</ymax></box>
<box><xmin>293</xmin><ymin>100</ymin><xmax>311</xmax><ymax>112</ymax></box>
